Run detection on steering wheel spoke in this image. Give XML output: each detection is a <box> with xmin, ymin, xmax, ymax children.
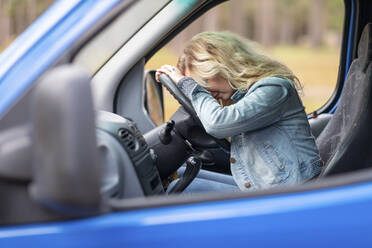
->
<box><xmin>158</xmin><ymin>74</ymin><xmax>230</xmax><ymax>152</ymax></box>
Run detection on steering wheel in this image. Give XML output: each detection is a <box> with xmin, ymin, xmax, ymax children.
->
<box><xmin>158</xmin><ymin>74</ymin><xmax>230</xmax><ymax>151</ymax></box>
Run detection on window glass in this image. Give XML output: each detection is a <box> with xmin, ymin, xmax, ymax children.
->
<box><xmin>145</xmin><ymin>0</ymin><xmax>344</xmax><ymax>122</ymax></box>
<box><xmin>0</xmin><ymin>1</ymin><xmax>54</xmax><ymax>51</ymax></box>
<box><xmin>74</xmin><ymin>0</ymin><xmax>170</xmax><ymax>75</ymax></box>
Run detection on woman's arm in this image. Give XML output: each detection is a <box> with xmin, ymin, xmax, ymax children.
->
<box><xmin>177</xmin><ymin>77</ymin><xmax>289</xmax><ymax>139</ymax></box>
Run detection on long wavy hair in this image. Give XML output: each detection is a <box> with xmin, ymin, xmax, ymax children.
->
<box><xmin>177</xmin><ymin>31</ymin><xmax>302</xmax><ymax>93</ymax></box>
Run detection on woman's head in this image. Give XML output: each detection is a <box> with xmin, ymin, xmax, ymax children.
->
<box><xmin>177</xmin><ymin>31</ymin><xmax>302</xmax><ymax>93</ymax></box>
<box><xmin>178</xmin><ymin>52</ymin><xmax>235</xmax><ymax>101</ymax></box>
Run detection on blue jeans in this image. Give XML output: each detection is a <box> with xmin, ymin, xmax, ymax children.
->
<box><xmin>167</xmin><ymin>167</ymin><xmax>240</xmax><ymax>193</ymax></box>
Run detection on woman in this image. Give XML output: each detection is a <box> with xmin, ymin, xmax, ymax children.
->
<box><xmin>156</xmin><ymin>31</ymin><xmax>322</xmax><ymax>192</ymax></box>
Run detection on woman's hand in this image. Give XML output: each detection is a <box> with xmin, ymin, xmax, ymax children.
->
<box><xmin>156</xmin><ymin>65</ymin><xmax>185</xmax><ymax>84</ymax></box>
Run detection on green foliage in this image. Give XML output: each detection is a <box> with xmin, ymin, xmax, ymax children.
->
<box><xmin>326</xmin><ymin>0</ymin><xmax>344</xmax><ymax>31</ymax></box>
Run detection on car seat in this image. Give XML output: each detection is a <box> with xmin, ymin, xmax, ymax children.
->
<box><xmin>317</xmin><ymin>23</ymin><xmax>372</xmax><ymax>176</ymax></box>
<box><xmin>309</xmin><ymin>113</ymin><xmax>332</xmax><ymax>139</ymax></box>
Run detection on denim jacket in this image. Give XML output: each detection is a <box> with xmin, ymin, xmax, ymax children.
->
<box><xmin>177</xmin><ymin>76</ymin><xmax>322</xmax><ymax>191</ymax></box>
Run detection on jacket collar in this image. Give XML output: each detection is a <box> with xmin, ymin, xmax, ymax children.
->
<box><xmin>230</xmin><ymin>90</ymin><xmax>247</xmax><ymax>102</ymax></box>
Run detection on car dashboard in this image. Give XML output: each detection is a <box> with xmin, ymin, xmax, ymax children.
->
<box><xmin>96</xmin><ymin>111</ymin><xmax>164</xmax><ymax>198</ymax></box>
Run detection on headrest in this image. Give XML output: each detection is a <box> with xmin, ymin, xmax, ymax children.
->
<box><xmin>358</xmin><ymin>23</ymin><xmax>372</xmax><ymax>72</ymax></box>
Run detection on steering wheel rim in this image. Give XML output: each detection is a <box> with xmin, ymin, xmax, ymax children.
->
<box><xmin>158</xmin><ymin>74</ymin><xmax>197</xmax><ymax>119</ymax></box>
<box><xmin>158</xmin><ymin>74</ymin><xmax>231</xmax><ymax>151</ymax></box>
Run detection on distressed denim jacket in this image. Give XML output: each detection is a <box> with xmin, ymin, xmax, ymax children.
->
<box><xmin>177</xmin><ymin>76</ymin><xmax>322</xmax><ymax>191</ymax></box>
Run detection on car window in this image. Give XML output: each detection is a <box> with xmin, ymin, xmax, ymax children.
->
<box><xmin>74</xmin><ymin>0</ymin><xmax>170</xmax><ymax>76</ymax></box>
<box><xmin>145</xmin><ymin>0</ymin><xmax>344</xmax><ymax>122</ymax></box>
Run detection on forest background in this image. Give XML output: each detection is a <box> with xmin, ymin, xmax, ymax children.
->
<box><xmin>0</xmin><ymin>0</ymin><xmax>344</xmax><ymax>118</ymax></box>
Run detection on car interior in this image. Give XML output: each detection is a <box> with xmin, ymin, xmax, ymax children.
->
<box><xmin>1</xmin><ymin>0</ymin><xmax>372</xmax><ymax>227</ymax></box>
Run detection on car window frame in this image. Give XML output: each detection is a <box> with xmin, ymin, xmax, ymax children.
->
<box><xmin>146</xmin><ymin>0</ymin><xmax>349</xmax><ymax>118</ymax></box>
<box><xmin>59</xmin><ymin>0</ymin><xmax>372</xmax><ymax>208</ymax></box>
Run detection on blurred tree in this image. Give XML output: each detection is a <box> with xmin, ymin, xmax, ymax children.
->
<box><xmin>324</xmin><ymin>0</ymin><xmax>344</xmax><ymax>47</ymax></box>
<box><xmin>229</xmin><ymin>0</ymin><xmax>247</xmax><ymax>37</ymax></box>
<box><xmin>278</xmin><ymin>0</ymin><xmax>296</xmax><ymax>44</ymax></box>
<box><xmin>168</xmin><ymin>3</ymin><xmax>221</xmax><ymax>54</ymax></box>
<box><xmin>292</xmin><ymin>0</ymin><xmax>310</xmax><ymax>43</ymax></box>
<box><xmin>278</xmin><ymin>0</ymin><xmax>310</xmax><ymax>45</ymax></box>
<box><xmin>254</xmin><ymin>0</ymin><xmax>276</xmax><ymax>47</ymax></box>
<box><xmin>326</xmin><ymin>0</ymin><xmax>344</xmax><ymax>31</ymax></box>
<box><xmin>308</xmin><ymin>0</ymin><xmax>325</xmax><ymax>47</ymax></box>
<box><xmin>0</xmin><ymin>0</ymin><xmax>54</xmax><ymax>50</ymax></box>
<box><xmin>203</xmin><ymin>6</ymin><xmax>220</xmax><ymax>31</ymax></box>
<box><xmin>9</xmin><ymin>0</ymin><xmax>27</xmax><ymax>35</ymax></box>
<box><xmin>0</xmin><ymin>0</ymin><xmax>11</xmax><ymax>48</ymax></box>
<box><xmin>27</xmin><ymin>0</ymin><xmax>38</xmax><ymax>24</ymax></box>
<box><xmin>2</xmin><ymin>0</ymin><xmax>344</xmax><ymax>52</ymax></box>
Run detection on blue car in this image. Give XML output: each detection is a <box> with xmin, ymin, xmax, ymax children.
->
<box><xmin>0</xmin><ymin>0</ymin><xmax>372</xmax><ymax>247</ymax></box>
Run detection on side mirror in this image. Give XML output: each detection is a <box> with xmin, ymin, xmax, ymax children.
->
<box><xmin>144</xmin><ymin>70</ymin><xmax>164</xmax><ymax>125</ymax></box>
<box><xmin>30</xmin><ymin>65</ymin><xmax>102</xmax><ymax>215</ymax></box>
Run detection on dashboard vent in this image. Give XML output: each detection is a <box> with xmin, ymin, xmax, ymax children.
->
<box><xmin>118</xmin><ymin>128</ymin><xmax>136</xmax><ymax>150</ymax></box>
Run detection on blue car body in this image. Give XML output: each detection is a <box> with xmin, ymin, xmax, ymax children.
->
<box><xmin>1</xmin><ymin>0</ymin><xmax>371</xmax><ymax>247</ymax></box>
<box><xmin>0</xmin><ymin>0</ymin><xmax>121</xmax><ymax>115</ymax></box>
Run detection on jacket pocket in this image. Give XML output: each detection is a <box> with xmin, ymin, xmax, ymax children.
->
<box><xmin>256</xmin><ymin>143</ymin><xmax>292</xmax><ymax>184</ymax></box>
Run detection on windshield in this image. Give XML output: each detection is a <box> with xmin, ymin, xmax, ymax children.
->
<box><xmin>73</xmin><ymin>0</ymin><xmax>170</xmax><ymax>75</ymax></box>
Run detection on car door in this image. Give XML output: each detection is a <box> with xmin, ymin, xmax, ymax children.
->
<box><xmin>2</xmin><ymin>0</ymin><xmax>372</xmax><ymax>247</ymax></box>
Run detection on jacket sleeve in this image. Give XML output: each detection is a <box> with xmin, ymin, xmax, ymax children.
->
<box><xmin>177</xmin><ymin>77</ymin><xmax>289</xmax><ymax>139</ymax></box>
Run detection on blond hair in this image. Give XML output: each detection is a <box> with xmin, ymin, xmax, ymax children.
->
<box><xmin>177</xmin><ymin>31</ymin><xmax>302</xmax><ymax>93</ymax></box>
